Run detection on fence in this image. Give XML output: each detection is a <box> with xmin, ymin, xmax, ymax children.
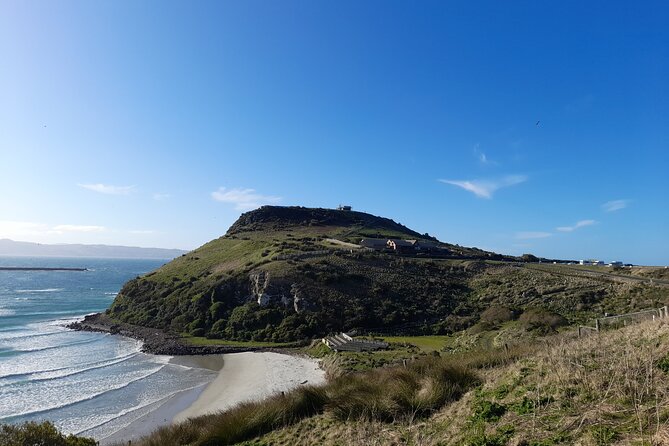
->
<box><xmin>578</xmin><ymin>306</ymin><xmax>668</xmax><ymax>337</ymax></box>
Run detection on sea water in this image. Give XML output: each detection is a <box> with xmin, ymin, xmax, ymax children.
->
<box><xmin>0</xmin><ymin>257</ymin><xmax>216</xmax><ymax>439</ymax></box>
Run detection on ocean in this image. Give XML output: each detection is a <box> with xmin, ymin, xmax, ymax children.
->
<box><xmin>0</xmin><ymin>257</ymin><xmax>216</xmax><ymax>440</ymax></box>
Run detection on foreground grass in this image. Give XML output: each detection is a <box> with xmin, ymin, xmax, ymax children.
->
<box><xmin>118</xmin><ymin>355</ymin><xmax>479</xmax><ymax>446</ymax></box>
<box><xmin>256</xmin><ymin>319</ymin><xmax>669</xmax><ymax>445</ymax></box>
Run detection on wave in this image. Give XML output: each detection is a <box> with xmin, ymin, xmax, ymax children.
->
<box><xmin>0</xmin><ymin>352</ymin><xmax>140</xmax><ymax>385</ymax></box>
<box><xmin>76</xmin><ymin>381</ymin><xmax>208</xmax><ymax>438</ymax></box>
<box><xmin>104</xmin><ymin>292</ymin><xmax>118</xmax><ymax>296</ymax></box>
<box><xmin>0</xmin><ymin>330</ymin><xmax>61</xmax><ymax>341</ymax></box>
<box><xmin>5</xmin><ymin>365</ymin><xmax>166</xmax><ymax>419</ymax></box>
<box><xmin>0</xmin><ymin>309</ymin><xmax>16</xmax><ymax>317</ymax></box>
<box><xmin>5</xmin><ymin>334</ymin><xmax>107</xmax><ymax>353</ymax></box>
<box><xmin>14</xmin><ymin>288</ymin><xmax>64</xmax><ymax>293</ymax></box>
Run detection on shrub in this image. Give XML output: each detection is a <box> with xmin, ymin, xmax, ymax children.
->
<box><xmin>519</xmin><ymin>308</ymin><xmax>567</xmax><ymax>333</ymax></box>
<box><xmin>471</xmin><ymin>400</ymin><xmax>507</xmax><ymax>422</ymax></box>
<box><xmin>480</xmin><ymin>305</ymin><xmax>516</xmax><ymax>325</ymax></box>
<box><xmin>326</xmin><ymin>357</ymin><xmax>478</xmax><ymax>422</ymax></box>
<box><xmin>0</xmin><ymin>421</ymin><xmax>97</xmax><ymax>446</ymax></box>
<box><xmin>198</xmin><ymin>386</ymin><xmax>328</xmax><ymax>445</ymax></box>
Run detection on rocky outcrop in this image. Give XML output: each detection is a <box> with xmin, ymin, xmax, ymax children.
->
<box><xmin>291</xmin><ymin>283</ymin><xmax>317</xmax><ymax>313</ymax></box>
<box><xmin>250</xmin><ymin>270</ymin><xmax>272</xmax><ymax>306</ymax></box>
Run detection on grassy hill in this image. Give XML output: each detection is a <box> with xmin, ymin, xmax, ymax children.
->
<box><xmin>107</xmin><ymin>206</ymin><xmax>666</xmax><ymax>343</ymax></box>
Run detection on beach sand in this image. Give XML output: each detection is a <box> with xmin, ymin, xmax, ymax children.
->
<box><xmin>100</xmin><ymin>352</ymin><xmax>324</xmax><ymax>445</ymax></box>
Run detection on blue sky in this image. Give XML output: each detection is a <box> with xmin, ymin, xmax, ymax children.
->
<box><xmin>1</xmin><ymin>1</ymin><xmax>667</xmax><ymax>265</ymax></box>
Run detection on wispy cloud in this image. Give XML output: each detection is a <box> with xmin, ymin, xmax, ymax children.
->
<box><xmin>129</xmin><ymin>229</ymin><xmax>155</xmax><ymax>235</ymax></box>
<box><xmin>439</xmin><ymin>175</ymin><xmax>527</xmax><ymax>199</ymax></box>
<box><xmin>153</xmin><ymin>193</ymin><xmax>170</xmax><ymax>201</ymax></box>
<box><xmin>211</xmin><ymin>187</ymin><xmax>282</xmax><ymax>211</ymax></box>
<box><xmin>78</xmin><ymin>183</ymin><xmax>135</xmax><ymax>195</ymax></box>
<box><xmin>515</xmin><ymin>231</ymin><xmax>553</xmax><ymax>240</ymax></box>
<box><xmin>474</xmin><ymin>145</ymin><xmax>497</xmax><ymax>166</ymax></box>
<box><xmin>0</xmin><ymin>221</ymin><xmax>52</xmax><ymax>238</ymax></box>
<box><xmin>602</xmin><ymin>199</ymin><xmax>630</xmax><ymax>212</ymax></box>
<box><xmin>0</xmin><ymin>221</ymin><xmax>106</xmax><ymax>238</ymax></box>
<box><xmin>53</xmin><ymin>225</ymin><xmax>106</xmax><ymax>233</ymax></box>
<box><xmin>556</xmin><ymin>219</ymin><xmax>596</xmax><ymax>232</ymax></box>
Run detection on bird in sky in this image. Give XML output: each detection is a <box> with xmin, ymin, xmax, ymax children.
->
<box><xmin>535</xmin><ymin>121</ymin><xmax>540</xmax><ymax>126</ymax></box>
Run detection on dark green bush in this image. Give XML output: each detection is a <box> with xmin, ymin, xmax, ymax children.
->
<box><xmin>471</xmin><ymin>400</ymin><xmax>507</xmax><ymax>422</ymax></box>
<box><xmin>519</xmin><ymin>308</ymin><xmax>567</xmax><ymax>333</ymax></box>
<box><xmin>0</xmin><ymin>422</ymin><xmax>97</xmax><ymax>446</ymax></box>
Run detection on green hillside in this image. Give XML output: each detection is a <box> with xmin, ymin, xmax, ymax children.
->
<box><xmin>107</xmin><ymin>206</ymin><xmax>665</xmax><ymax>343</ymax></box>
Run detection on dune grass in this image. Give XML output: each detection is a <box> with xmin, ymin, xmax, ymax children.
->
<box><xmin>121</xmin><ymin>355</ymin><xmax>480</xmax><ymax>446</ymax></box>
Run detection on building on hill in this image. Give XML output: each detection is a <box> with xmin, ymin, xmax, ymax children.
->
<box><xmin>407</xmin><ymin>239</ymin><xmax>441</xmax><ymax>252</ymax></box>
<box><xmin>337</xmin><ymin>205</ymin><xmax>352</xmax><ymax>211</ymax></box>
<box><xmin>608</xmin><ymin>261</ymin><xmax>623</xmax><ymax>267</ymax></box>
<box><xmin>360</xmin><ymin>238</ymin><xmax>389</xmax><ymax>250</ymax></box>
<box><xmin>387</xmin><ymin>239</ymin><xmax>414</xmax><ymax>253</ymax></box>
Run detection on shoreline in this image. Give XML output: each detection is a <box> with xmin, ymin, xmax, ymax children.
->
<box><xmin>67</xmin><ymin>312</ymin><xmax>305</xmax><ymax>355</ymax></box>
<box><xmin>99</xmin><ymin>352</ymin><xmax>325</xmax><ymax>445</ymax></box>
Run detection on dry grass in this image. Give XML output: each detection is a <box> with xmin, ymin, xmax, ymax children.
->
<box><xmin>106</xmin><ymin>320</ymin><xmax>669</xmax><ymax>445</ymax></box>
<box><xmin>255</xmin><ymin>319</ymin><xmax>669</xmax><ymax>446</ymax></box>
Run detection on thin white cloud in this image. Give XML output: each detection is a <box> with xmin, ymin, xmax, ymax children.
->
<box><xmin>439</xmin><ymin>175</ymin><xmax>527</xmax><ymax>199</ymax></box>
<box><xmin>602</xmin><ymin>199</ymin><xmax>630</xmax><ymax>212</ymax></box>
<box><xmin>129</xmin><ymin>230</ymin><xmax>155</xmax><ymax>235</ymax></box>
<box><xmin>78</xmin><ymin>183</ymin><xmax>135</xmax><ymax>195</ymax></box>
<box><xmin>0</xmin><ymin>221</ymin><xmax>53</xmax><ymax>238</ymax></box>
<box><xmin>211</xmin><ymin>187</ymin><xmax>282</xmax><ymax>211</ymax></box>
<box><xmin>53</xmin><ymin>225</ymin><xmax>106</xmax><ymax>233</ymax></box>
<box><xmin>0</xmin><ymin>221</ymin><xmax>107</xmax><ymax>238</ymax></box>
<box><xmin>515</xmin><ymin>231</ymin><xmax>553</xmax><ymax>240</ymax></box>
<box><xmin>473</xmin><ymin>144</ymin><xmax>498</xmax><ymax>166</ymax></box>
<box><xmin>556</xmin><ymin>219</ymin><xmax>596</xmax><ymax>232</ymax></box>
<box><xmin>153</xmin><ymin>193</ymin><xmax>170</xmax><ymax>201</ymax></box>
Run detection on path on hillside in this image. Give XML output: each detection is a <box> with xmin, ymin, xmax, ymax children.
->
<box><xmin>523</xmin><ymin>264</ymin><xmax>669</xmax><ymax>286</ymax></box>
<box><xmin>324</xmin><ymin>238</ymin><xmax>362</xmax><ymax>249</ymax></box>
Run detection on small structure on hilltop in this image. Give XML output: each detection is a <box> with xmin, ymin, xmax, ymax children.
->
<box><xmin>322</xmin><ymin>333</ymin><xmax>388</xmax><ymax>352</ymax></box>
<box><xmin>387</xmin><ymin>239</ymin><xmax>414</xmax><ymax>253</ymax></box>
<box><xmin>337</xmin><ymin>205</ymin><xmax>352</xmax><ymax>211</ymax></box>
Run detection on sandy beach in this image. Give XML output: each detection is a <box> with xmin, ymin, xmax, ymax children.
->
<box><xmin>100</xmin><ymin>352</ymin><xmax>325</xmax><ymax>445</ymax></box>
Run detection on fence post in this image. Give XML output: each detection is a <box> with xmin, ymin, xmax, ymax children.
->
<box><xmin>578</xmin><ymin>326</ymin><xmax>581</xmax><ymax>337</ymax></box>
<box><xmin>664</xmin><ymin>306</ymin><xmax>668</xmax><ymax>318</ymax></box>
<box><xmin>595</xmin><ymin>319</ymin><xmax>600</xmax><ymax>332</ymax></box>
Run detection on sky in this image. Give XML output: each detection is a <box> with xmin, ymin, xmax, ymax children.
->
<box><xmin>0</xmin><ymin>1</ymin><xmax>667</xmax><ymax>265</ymax></box>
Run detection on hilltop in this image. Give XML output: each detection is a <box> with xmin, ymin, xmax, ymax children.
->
<box><xmin>106</xmin><ymin>206</ymin><xmax>664</xmax><ymax>343</ymax></box>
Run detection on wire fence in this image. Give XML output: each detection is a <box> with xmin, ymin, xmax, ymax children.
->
<box><xmin>578</xmin><ymin>306</ymin><xmax>668</xmax><ymax>337</ymax></box>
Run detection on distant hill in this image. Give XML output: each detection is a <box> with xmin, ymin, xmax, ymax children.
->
<box><xmin>0</xmin><ymin>239</ymin><xmax>188</xmax><ymax>259</ymax></box>
<box><xmin>107</xmin><ymin>206</ymin><xmax>663</xmax><ymax>342</ymax></box>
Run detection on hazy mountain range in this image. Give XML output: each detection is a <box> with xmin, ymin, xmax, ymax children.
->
<box><xmin>0</xmin><ymin>239</ymin><xmax>188</xmax><ymax>259</ymax></box>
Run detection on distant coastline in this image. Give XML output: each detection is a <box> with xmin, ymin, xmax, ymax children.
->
<box><xmin>0</xmin><ymin>238</ymin><xmax>188</xmax><ymax>260</ymax></box>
